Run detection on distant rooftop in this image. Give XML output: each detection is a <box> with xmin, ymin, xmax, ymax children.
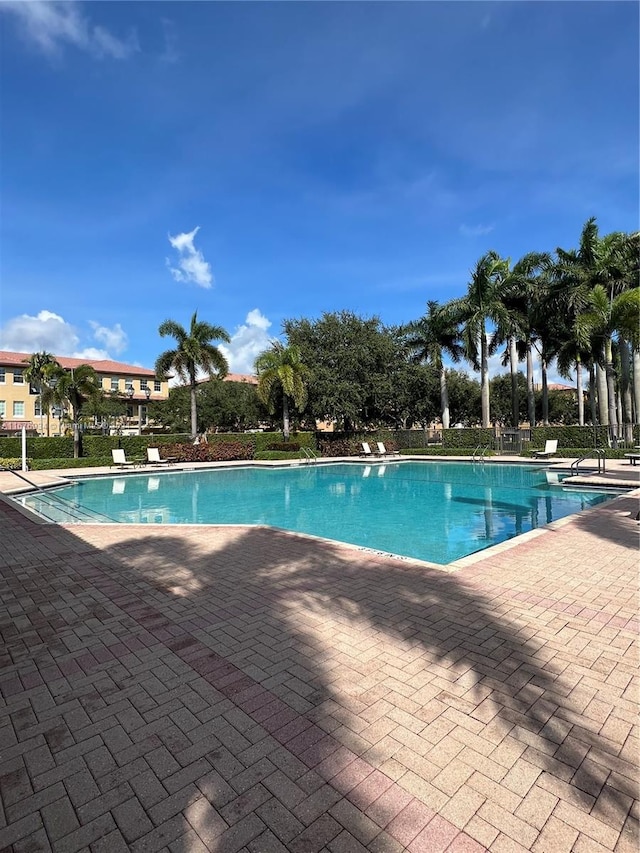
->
<box><xmin>0</xmin><ymin>350</ymin><xmax>156</xmax><ymax>377</ymax></box>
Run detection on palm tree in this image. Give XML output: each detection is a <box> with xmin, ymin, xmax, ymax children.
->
<box><xmin>577</xmin><ymin>285</ymin><xmax>640</xmax><ymax>441</ymax></box>
<box><xmin>255</xmin><ymin>342</ymin><xmax>309</xmax><ymax>440</ymax></box>
<box><xmin>404</xmin><ymin>301</ymin><xmax>463</xmax><ymax>429</ymax></box>
<box><xmin>155</xmin><ymin>312</ymin><xmax>230</xmax><ymax>439</ymax></box>
<box><xmin>51</xmin><ymin>364</ymin><xmax>102</xmax><ymax>457</ymax></box>
<box><xmin>22</xmin><ymin>351</ymin><xmax>60</xmax><ymax>435</ymax></box>
<box><xmin>448</xmin><ymin>251</ymin><xmax>511</xmax><ymax>427</ymax></box>
<box><xmin>499</xmin><ymin>253</ymin><xmax>552</xmax><ymax>428</ymax></box>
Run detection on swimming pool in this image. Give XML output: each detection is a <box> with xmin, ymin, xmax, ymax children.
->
<box><xmin>16</xmin><ymin>461</ymin><xmax>620</xmax><ymax>564</ymax></box>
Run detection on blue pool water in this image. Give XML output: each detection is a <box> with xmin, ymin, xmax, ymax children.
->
<box><xmin>17</xmin><ymin>461</ymin><xmax>618</xmax><ymax>564</ymax></box>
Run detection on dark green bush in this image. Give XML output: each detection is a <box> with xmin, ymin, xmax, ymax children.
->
<box><xmin>265</xmin><ymin>442</ymin><xmax>300</xmax><ymax>452</ymax></box>
<box><xmin>255</xmin><ymin>450</ymin><xmax>306</xmax><ymax>460</ymax></box>
<box><xmin>442</xmin><ymin>428</ymin><xmax>494</xmax><ymax>448</ymax></box>
<box><xmin>29</xmin><ymin>458</ymin><xmax>113</xmax><ymax>470</ymax></box>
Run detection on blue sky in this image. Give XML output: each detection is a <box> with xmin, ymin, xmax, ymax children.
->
<box><xmin>1</xmin><ymin>1</ymin><xmax>638</xmax><ymax>380</ymax></box>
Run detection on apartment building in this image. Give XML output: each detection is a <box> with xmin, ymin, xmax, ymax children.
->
<box><xmin>0</xmin><ymin>350</ymin><xmax>169</xmax><ymax>436</ymax></box>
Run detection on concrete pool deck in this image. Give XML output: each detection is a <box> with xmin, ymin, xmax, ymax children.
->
<box><xmin>0</xmin><ymin>459</ymin><xmax>638</xmax><ymax>852</ymax></box>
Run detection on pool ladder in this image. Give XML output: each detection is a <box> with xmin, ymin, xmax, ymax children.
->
<box><xmin>472</xmin><ymin>444</ymin><xmax>491</xmax><ymax>462</ymax></box>
<box><xmin>571</xmin><ymin>448</ymin><xmax>606</xmax><ymax>476</ymax></box>
<box><xmin>301</xmin><ymin>447</ymin><xmax>320</xmax><ymax>465</ymax></box>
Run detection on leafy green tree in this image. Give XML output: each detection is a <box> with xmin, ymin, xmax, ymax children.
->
<box><xmin>283</xmin><ymin>311</ymin><xmax>402</xmax><ymax>431</ymax></box>
<box><xmin>155</xmin><ymin>311</ymin><xmax>230</xmax><ymax>439</ymax></box>
<box><xmin>255</xmin><ymin>343</ymin><xmax>309</xmax><ymax>440</ymax></box>
<box><xmin>447</xmin><ymin>251</ymin><xmax>511</xmax><ymax>427</ymax></box>
<box><xmin>51</xmin><ymin>364</ymin><xmax>102</xmax><ymax>457</ymax></box>
<box><xmin>22</xmin><ymin>351</ymin><xmax>60</xmax><ymax>436</ymax></box>
<box><xmin>489</xmin><ymin>373</ymin><xmax>528</xmax><ymax>426</ymax></box>
<box><xmin>445</xmin><ymin>370</ymin><xmax>482</xmax><ymax>427</ymax></box>
<box><xmin>404</xmin><ymin>301</ymin><xmax>463</xmax><ymax>428</ymax></box>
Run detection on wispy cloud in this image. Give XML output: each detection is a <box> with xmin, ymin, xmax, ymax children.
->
<box><xmin>0</xmin><ymin>1</ymin><xmax>139</xmax><ymax>60</ymax></box>
<box><xmin>89</xmin><ymin>321</ymin><xmax>128</xmax><ymax>355</ymax></box>
<box><xmin>219</xmin><ymin>309</ymin><xmax>273</xmax><ymax>374</ymax></box>
<box><xmin>166</xmin><ymin>226</ymin><xmax>213</xmax><ymax>289</ymax></box>
<box><xmin>159</xmin><ymin>17</ymin><xmax>179</xmax><ymax>64</ymax></box>
<box><xmin>459</xmin><ymin>223</ymin><xmax>495</xmax><ymax>238</ymax></box>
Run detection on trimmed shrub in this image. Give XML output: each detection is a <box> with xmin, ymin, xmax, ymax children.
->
<box><xmin>0</xmin><ymin>457</ymin><xmax>29</xmax><ymax>470</ymax></box>
<box><xmin>29</xmin><ymin>458</ymin><xmax>113</xmax><ymax>470</ymax></box>
<box><xmin>255</xmin><ymin>450</ymin><xmax>306</xmax><ymax>460</ymax></box>
<box><xmin>442</xmin><ymin>428</ymin><xmax>494</xmax><ymax>449</ymax></box>
<box><xmin>265</xmin><ymin>442</ymin><xmax>300</xmax><ymax>452</ymax></box>
<box><xmin>161</xmin><ymin>442</ymin><xmax>254</xmax><ymax>463</ymax></box>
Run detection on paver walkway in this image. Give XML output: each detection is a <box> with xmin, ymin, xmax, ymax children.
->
<box><xmin>0</xmin><ymin>490</ymin><xmax>638</xmax><ymax>852</ymax></box>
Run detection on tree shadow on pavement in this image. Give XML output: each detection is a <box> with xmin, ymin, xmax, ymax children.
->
<box><xmin>0</xmin><ymin>496</ymin><xmax>636</xmax><ymax>852</ymax></box>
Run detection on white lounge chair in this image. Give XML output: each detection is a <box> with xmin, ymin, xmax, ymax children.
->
<box><xmin>111</xmin><ymin>448</ymin><xmax>135</xmax><ymax>468</ymax></box>
<box><xmin>147</xmin><ymin>447</ymin><xmax>173</xmax><ymax>465</ymax></box>
<box><xmin>532</xmin><ymin>440</ymin><xmax>558</xmax><ymax>459</ymax></box>
<box><xmin>376</xmin><ymin>441</ymin><xmax>400</xmax><ymax>457</ymax></box>
<box><xmin>361</xmin><ymin>442</ymin><xmax>374</xmax><ymax>457</ymax></box>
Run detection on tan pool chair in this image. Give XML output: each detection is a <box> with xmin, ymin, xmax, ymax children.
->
<box><xmin>376</xmin><ymin>441</ymin><xmax>400</xmax><ymax>457</ymax></box>
<box><xmin>532</xmin><ymin>440</ymin><xmax>558</xmax><ymax>459</ymax></box>
<box><xmin>147</xmin><ymin>447</ymin><xmax>172</xmax><ymax>465</ymax></box>
<box><xmin>111</xmin><ymin>448</ymin><xmax>135</xmax><ymax>468</ymax></box>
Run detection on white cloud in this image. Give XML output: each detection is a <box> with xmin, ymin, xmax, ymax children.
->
<box><xmin>0</xmin><ymin>0</ymin><xmax>139</xmax><ymax>60</ymax></box>
<box><xmin>72</xmin><ymin>347</ymin><xmax>110</xmax><ymax>360</ymax></box>
<box><xmin>89</xmin><ymin>321</ymin><xmax>128</xmax><ymax>354</ymax></box>
<box><xmin>459</xmin><ymin>223</ymin><xmax>495</xmax><ymax>238</ymax></box>
<box><xmin>219</xmin><ymin>309</ymin><xmax>274</xmax><ymax>374</ymax></box>
<box><xmin>166</xmin><ymin>226</ymin><xmax>213</xmax><ymax>289</ymax></box>
<box><xmin>0</xmin><ymin>310</ymin><xmax>131</xmax><ymax>361</ymax></box>
<box><xmin>0</xmin><ymin>310</ymin><xmax>80</xmax><ymax>354</ymax></box>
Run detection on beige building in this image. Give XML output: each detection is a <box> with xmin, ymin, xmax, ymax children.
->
<box><xmin>0</xmin><ymin>350</ymin><xmax>169</xmax><ymax>436</ymax></box>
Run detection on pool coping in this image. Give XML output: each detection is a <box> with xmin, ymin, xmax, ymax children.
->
<box><xmin>4</xmin><ymin>457</ymin><xmax>638</xmax><ymax>573</ymax></box>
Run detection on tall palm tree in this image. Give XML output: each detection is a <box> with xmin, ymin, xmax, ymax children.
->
<box><xmin>499</xmin><ymin>252</ymin><xmax>552</xmax><ymax>428</ymax></box>
<box><xmin>404</xmin><ymin>301</ymin><xmax>463</xmax><ymax>429</ymax></box>
<box><xmin>448</xmin><ymin>251</ymin><xmax>511</xmax><ymax>427</ymax></box>
<box><xmin>51</xmin><ymin>364</ymin><xmax>102</xmax><ymax>457</ymax></box>
<box><xmin>577</xmin><ymin>285</ymin><xmax>640</xmax><ymax>439</ymax></box>
<box><xmin>22</xmin><ymin>351</ymin><xmax>60</xmax><ymax>435</ymax></box>
<box><xmin>553</xmin><ymin>219</ymin><xmax>637</xmax><ymax>430</ymax></box>
<box><xmin>155</xmin><ymin>312</ymin><xmax>230</xmax><ymax>439</ymax></box>
<box><xmin>255</xmin><ymin>342</ymin><xmax>309</xmax><ymax>440</ymax></box>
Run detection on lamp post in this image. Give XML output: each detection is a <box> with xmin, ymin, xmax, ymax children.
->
<box><xmin>126</xmin><ymin>387</ymin><xmax>134</xmax><ymax>434</ymax></box>
<box><xmin>139</xmin><ymin>386</ymin><xmax>151</xmax><ymax>435</ymax></box>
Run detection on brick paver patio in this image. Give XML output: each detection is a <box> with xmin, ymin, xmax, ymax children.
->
<box><xmin>0</xmin><ymin>487</ymin><xmax>638</xmax><ymax>852</ymax></box>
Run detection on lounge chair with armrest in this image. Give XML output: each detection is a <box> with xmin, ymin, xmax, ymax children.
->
<box><xmin>532</xmin><ymin>440</ymin><xmax>558</xmax><ymax>459</ymax></box>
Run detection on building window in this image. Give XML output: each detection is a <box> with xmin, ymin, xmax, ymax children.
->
<box><xmin>140</xmin><ymin>405</ymin><xmax>148</xmax><ymax>425</ymax></box>
<box><xmin>13</xmin><ymin>370</ymin><xmax>24</xmax><ymax>384</ymax></box>
<box><xmin>111</xmin><ymin>377</ymin><xmax>119</xmax><ymax>392</ymax></box>
<box><xmin>13</xmin><ymin>401</ymin><xmax>25</xmax><ymax>417</ymax></box>
<box><xmin>0</xmin><ymin>368</ymin><xmax>5</xmax><ymax>384</ymax></box>
<box><xmin>154</xmin><ymin>379</ymin><xmax>161</xmax><ymax>392</ymax></box>
<box><xmin>126</xmin><ymin>405</ymin><xmax>134</xmax><ymax>418</ymax></box>
<box><xmin>125</xmin><ymin>379</ymin><xmax>134</xmax><ymax>392</ymax></box>
<box><xmin>0</xmin><ymin>401</ymin><xmax>5</xmax><ymax>417</ymax></box>
<box><xmin>34</xmin><ymin>399</ymin><xmax>42</xmax><ymax>416</ymax></box>
<box><xmin>140</xmin><ymin>379</ymin><xmax>149</xmax><ymax>391</ymax></box>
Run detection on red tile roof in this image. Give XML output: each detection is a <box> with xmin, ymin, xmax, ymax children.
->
<box><xmin>224</xmin><ymin>373</ymin><xmax>258</xmax><ymax>385</ymax></box>
<box><xmin>0</xmin><ymin>350</ymin><xmax>156</xmax><ymax>376</ymax></box>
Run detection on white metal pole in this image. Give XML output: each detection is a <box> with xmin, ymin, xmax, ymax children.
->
<box><xmin>21</xmin><ymin>425</ymin><xmax>27</xmax><ymax>471</ymax></box>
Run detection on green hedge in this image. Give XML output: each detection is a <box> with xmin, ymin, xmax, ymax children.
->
<box><xmin>255</xmin><ymin>450</ymin><xmax>307</xmax><ymax>460</ymax></box>
<box><xmin>529</xmin><ymin>425</ymin><xmax>640</xmax><ymax>448</ymax></box>
<box><xmin>442</xmin><ymin>428</ymin><xmax>494</xmax><ymax>448</ymax></box>
<box><xmin>29</xmin><ymin>458</ymin><xmax>114</xmax><ymax>470</ymax></box>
